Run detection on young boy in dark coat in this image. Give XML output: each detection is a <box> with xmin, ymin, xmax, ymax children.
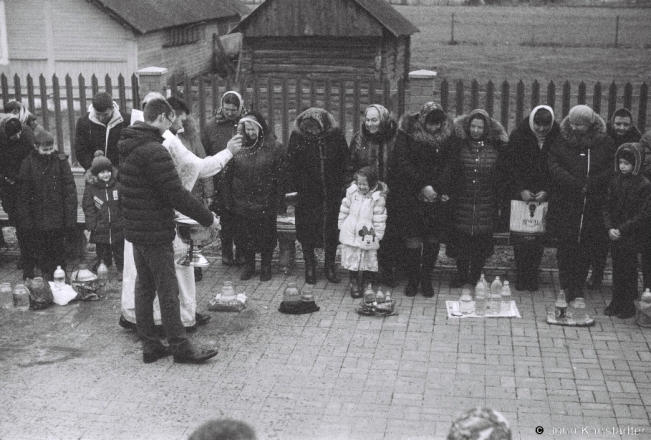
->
<box><xmin>602</xmin><ymin>143</ymin><xmax>651</xmax><ymax>319</ymax></box>
<box><xmin>82</xmin><ymin>151</ymin><xmax>124</xmax><ymax>277</ymax></box>
<box><xmin>17</xmin><ymin>128</ymin><xmax>77</xmax><ymax>280</ymax></box>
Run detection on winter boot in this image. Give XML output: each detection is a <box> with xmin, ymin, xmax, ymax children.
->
<box><xmin>404</xmin><ymin>247</ymin><xmax>421</xmax><ymax>297</ymax></box>
<box><xmin>303</xmin><ymin>246</ymin><xmax>317</xmax><ymax>285</ymax></box>
<box><xmin>240</xmin><ymin>252</ymin><xmax>256</xmax><ymax>281</ymax></box>
<box><xmin>324</xmin><ymin>244</ymin><xmax>341</xmax><ymax>283</ymax></box>
<box><xmin>260</xmin><ymin>251</ymin><xmax>272</xmax><ymax>282</ymax></box>
<box><xmin>221</xmin><ymin>240</ymin><xmax>235</xmax><ymax>266</ymax></box>
<box><xmin>451</xmin><ymin>260</ymin><xmax>469</xmax><ymax>288</ymax></box>
<box><xmin>420</xmin><ymin>243</ymin><xmax>439</xmax><ymax>297</ymax></box>
<box><xmin>349</xmin><ymin>271</ymin><xmax>362</xmax><ymax>298</ymax></box>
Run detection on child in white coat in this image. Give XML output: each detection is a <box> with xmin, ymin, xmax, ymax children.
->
<box><xmin>338</xmin><ymin>166</ymin><xmax>387</xmax><ymax>298</ymax></box>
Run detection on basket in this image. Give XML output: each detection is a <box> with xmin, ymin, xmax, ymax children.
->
<box><xmin>635</xmin><ymin>301</ymin><xmax>651</xmax><ymax>328</ymax></box>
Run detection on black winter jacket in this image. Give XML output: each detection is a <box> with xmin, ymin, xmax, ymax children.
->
<box><xmin>17</xmin><ymin>150</ymin><xmax>77</xmax><ymax>230</ymax></box>
<box><xmin>547</xmin><ymin>113</ymin><xmax>614</xmax><ymax>241</ymax></box>
<box><xmin>82</xmin><ymin>169</ymin><xmax>124</xmax><ymax>245</ymax></box>
<box><xmin>75</xmin><ymin>104</ymin><xmax>130</xmax><ymax>170</ymax></box>
<box><xmin>118</xmin><ymin>122</ymin><xmax>214</xmax><ymax>245</ymax></box>
<box><xmin>347</xmin><ymin>119</ymin><xmax>398</xmax><ymax>183</ymax></box>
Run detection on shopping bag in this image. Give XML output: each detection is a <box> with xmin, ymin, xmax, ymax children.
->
<box><xmin>509</xmin><ymin>200</ymin><xmax>547</xmax><ymax>243</ymax></box>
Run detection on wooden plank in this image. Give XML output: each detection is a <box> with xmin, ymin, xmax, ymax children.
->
<box><xmin>607</xmin><ymin>82</ymin><xmax>617</xmax><ymax>120</ymax></box>
<box><xmin>1</xmin><ymin>74</ymin><xmax>8</xmax><ymax>105</ymax></box>
<box><xmin>623</xmin><ymin>82</ymin><xmax>633</xmax><ymax>110</ymax></box>
<box><xmin>104</xmin><ymin>74</ymin><xmax>112</xmax><ymax>96</ymax></box>
<box><xmin>198</xmin><ymin>76</ymin><xmax>206</xmax><ymax>136</ymax></box>
<box><xmin>310</xmin><ymin>78</ymin><xmax>317</xmax><ymax>108</ymax></box>
<box><xmin>578</xmin><ymin>81</ymin><xmax>586</xmax><ymax>105</ymax></box>
<box><xmin>40</xmin><ymin>75</ymin><xmax>50</xmax><ymax>130</ymax></box>
<box><xmin>281</xmin><ymin>77</ymin><xmax>289</xmax><ymax>145</ymax></box>
<box><xmin>592</xmin><ymin>82</ymin><xmax>602</xmax><ymax>115</ymax></box>
<box><xmin>470</xmin><ymin>79</ymin><xmax>479</xmax><ymax>110</ymax></box>
<box><xmin>531</xmin><ymin>80</ymin><xmax>540</xmax><ymax>109</ymax></box>
<box><xmin>52</xmin><ymin>75</ymin><xmax>65</xmax><ymax>153</ymax></box>
<box><xmin>118</xmin><ymin>74</ymin><xmax>127</xmax><ymax>113</ymax></box>
<box><xmin>91</xmin><ymin>75</ymin><xmax>99</xmax><ymax>97</ymax></box>
<box><xmin>440</xmin><ymin>79</ymin><xmax>449</xmax><ymax>113</ymax></box>
<box><xmin>78</xmin><ymin>74</ymin><xmax>87</xmax><ymax>119</ymax></box>
<box><xmin>13</xmin><ymin>74</ymin><xmax>21</xmax><ymax>102</ymax></box>
<box><xmin>267</xmin><ymin>77</ymin><xmax>275</xmax><ymax>136</ymax></box>
<box><xmin>339</xmin><ymin>78</ymin><xmax>346</xmax><ymax>133</ymax></box>
<box><xmin>65</xmin><ymin>75</ymin><xmax>76</xmax><ymax>163</ymax></box>
<box><xmin>638</xmin><ymin>83</ymin><xmax>648</xmax><ymax>133</ymax></box>
<box><xmin>324</xmin><ymin>79</ymin><xmax>332</xmax><ymax>114</ymax></box>
<box><xmin>515</xmin><ymin>80</ymin><xmax>524</xmax><ymax>123</ymax></box>
<box><xmin>546</xmin><ymin>81</ymin><xmax>556</xmax><ymax>114</ymax></box>
<box><xmin>500</xmin><ymin>80</ymin><xmax>509</xmax><ymax>131</ymax></box>
<box><xmin>562</xmin><ymin>81</ymin><xmax>571</xmax><ymax>118</ymax></box>
<box><xmin>26</xmin><ymin>75</ymin><xmax>35</xmax><ymax>115</ymax></box>
<box><xmin>485</xmin><ymin>80</ymin><xmax>494</xmax><ymax>118</ymax></box>
<box><xmin>131</xmin><ymin>74</ymin><xmax>139</xmax><ymax>110</ymax></box>
<box><xmin>455</xmin><ymin>80</ymin><xmax>464</xmax><ymax>116</ymax></box>
<box><xmin>353</xmin><ymin>79</ymin><xmax>361</xmax><ymax>131</ymax></box>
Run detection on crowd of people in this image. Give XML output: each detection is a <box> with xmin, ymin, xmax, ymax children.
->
<box><xmin>1</xmin><ymin>91</ymin><xmax>651</xmax><ymax>363</ymax></box>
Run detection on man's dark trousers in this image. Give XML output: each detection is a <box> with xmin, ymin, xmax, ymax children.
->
<box><xmin>133</xmin><ymin>242</ymin><xmax>190</xmax><ymax>355</ymax></box>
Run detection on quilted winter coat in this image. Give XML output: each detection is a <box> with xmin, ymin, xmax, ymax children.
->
<box><xmin>338</xmin><ymin>182</ymin><xmax>387</xmax><ymax>250</ymax></box>
<box><xmin>82</xmin><ymin>169</ymin><xmax>124</xmax><ymax>245</ymax></box>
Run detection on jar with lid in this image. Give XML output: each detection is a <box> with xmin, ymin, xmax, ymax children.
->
<box><xmin>283</xmin><ymin>282</ymin><xmax>301</xmax><ymax>303</ymax></box>
<box><xmin>12</xmin><ymin>283</ymin><xmax>30</xmax><ymax>311</ymax></box>
<box><xmin>1</xmin><ymin>282</ymin><xmax>12</xmax><ymax>308</ymax></box>
<box><xmin>221</xmin><ymin>280</ymin><xmax>236</xmax><ymax>301</ymax></box>
<box><xmin>459</xmin><ymin>288</ymin><xmax>474</xmax><ymax>314</ymax></box>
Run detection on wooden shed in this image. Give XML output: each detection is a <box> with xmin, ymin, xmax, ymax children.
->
<box><xmin>233</xmin><ymin>0</ymin><xmax>418</xmax><ymax>85</ymax></box>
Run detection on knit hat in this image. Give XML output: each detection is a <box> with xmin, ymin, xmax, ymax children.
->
<box><xmin>568</xmin><ymin>105</ymin><xmax>595</xmax><ymax>126</ymax></box>
<box><xmin>91</xmin><ymin>151</ymin><xmax>112</xmax><ymax>175</ymax></box>
<box><xmin>4</xmin><ymin>118</ymin><xmax>22</xmax><ymax>138</ymax></box>
<box><xmin>617</xmin><ymin>148</ymin><xmax>636</xmax><ymax>166</ymax></box>
<box><xmin>447</xmin><ymin>407</ymin><xmax>512</xmax><ymax>440</ymax></box>
<box><xmin>34</xmin><ymin>127</ymin><xmax>54</xmax><ymax>146</ymax></box>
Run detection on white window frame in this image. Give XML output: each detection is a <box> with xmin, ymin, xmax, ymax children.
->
<box><xmin>0</xmin><ymin>1</ymin><xmax>7</xmax><ymax>65</ymax></box>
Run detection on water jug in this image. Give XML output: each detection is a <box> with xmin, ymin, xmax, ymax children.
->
<box><xmin>555</xmin><ymin>290</ymin><xmax>568</xmax><ymax>319</ymax></box>
<box><xmin>500</xmin><ymin>281</ymin><xmax>512</xmax><ymax>314</ymax></box>
<box><xmin>282</xmin><ymin>282</ymin><xmax>301</xmax><ymax>303</ymax></box>
<box><xmin>54</xmin><ymin>266</ymin><xmax>66</xmax><ymax>286</ymax></box>
<box><xmin>12</xmin><ymin>283</ymin><xmax>29</xmax><ymax>311</ymax></box>
<box><xmin>459</xmin><ymin>288</ymin><xmax>474</xmax><ymax>315</ymax></box>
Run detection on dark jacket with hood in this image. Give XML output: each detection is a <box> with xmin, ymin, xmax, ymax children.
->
<box><xmin>547</xmin><ymin>112</ymin><xmax>614</xmax><ymax>242</ymax></box>
<box><xmin>17</xmin><ymin>149</ymin><xmax>77</xmax><ymax>231</ymax></box>
<box><xmin>0</xmin><ymin>115</ymin><xmax>35</xmax><ymax>223</ymax></box>
<box><xmin>347</xmin><ymin>115</ymin><xmax>398</xmax><ymax>183</ymax></box>
<box><xmin>118</xmin><ymin>121</ymin><xmax>214</xmax><ymax>245</ymax></box>
<box><xmin>286</xmin><ymin>108</ymin><xmax>348</xmax><ymax>246</ymax></box>
<box><xmin>606</xmin><ymin>108</ymin><xmax>642</xmax><ymax>150</ymax></box>
<box><xmin>603</xmin><ymin>142</ymin><xmax>651</xmax><ymax>251</ymax></box>
<box><xmin>508</xmin><ymin>106</ymin><xmax>560</xmax><ymax>198</ymax></box>
<box><xmin>448</xmin><ymin>109</ymin><xmax>510</xmax><ymax>237</ymax></box>
<box><xmin>82</xmin><ymin>168</ymin><xmax>123</xmax><ymax>244</ymax></box>
<box><xmin>387</xmin><ymin>103</ymin><xmax>455</xmax><ymax>238</ymax></box>
<box><xmin>639</xmin><ymin>130</ymin><xmax>651</xmax><ymax>181</ymax></box>
<box><xmin>220</xmin><ymin>114</ymin><xmax>286</xmax><ymax>217</ymax></box>
<box><xmin>75</xmin><ymin>102</ymin><xmax>130</xmax><ymax>170</ymax></box>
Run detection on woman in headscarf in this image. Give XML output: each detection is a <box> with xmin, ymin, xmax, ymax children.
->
<box><xmin>447</xmin><ymin>109</ymin><xmax>510</xmax><ymax>287</ymax></box>
<box><xmin>387</xmin><ymin>102</ymin><xmax>455</xmax><ymax>297</ymax></box>
<box><xmin>202</xmin><ymin>91</ymin><xmax>247</xmax><ymax>266</ymax></box>
<box><xmin>286</xmin><ymin>107</ymin><xmax>349</xmax><ymax>285</ymax></box>
<box><xmin>220</xmin><ymin>111</ymin><xmax>285</xmax><ymax>282</ymax></box>
<box><xmin>347</xmin><ymin>104</ymin><xmax>399</xmax><ymax>287</ymax></box>
<box><xmin>508</xmin><ymin>105</ymin><xmax>560</xmax><ymax>291</ymax></box>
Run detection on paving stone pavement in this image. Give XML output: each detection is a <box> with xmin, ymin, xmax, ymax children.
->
<box><xmin>0</xmin><ymin>248</ymin><xmax>650</xmax><ymax>440</ymax></box>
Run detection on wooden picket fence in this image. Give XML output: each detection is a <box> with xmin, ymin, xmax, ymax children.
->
<box><xmin>1</xmin><ymin>72</ymin><xmax>649</xmax><ymax>167</ymax></box>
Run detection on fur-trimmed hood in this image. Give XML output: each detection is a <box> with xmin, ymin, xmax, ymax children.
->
<box><xmin>559</xmin><ymin>111</ymin><xmax>608</xmax><ymax>149</ymax></box>
<box><xmin>398</xmin><ymin>111</ymin><xmax>455</xmax><ymax>149</ymax></box>
<box><xmin>614</xmin><ymin>142</ymin><xmax>643</xmax><ymax>176</ymax></box>
<box><xmin>294</xmin><ymin>107</ymin><xmax>338</xmax><ymax>135</ymax></box>
<box><xmin>85</xmin><ymin>167</ymin><xmax>118</xmax><ymax>187</ymax></box>
<box><xmin>453</xmin><ymin>109</ymin><xmax>509</xmax><ymax>145</ymax></box>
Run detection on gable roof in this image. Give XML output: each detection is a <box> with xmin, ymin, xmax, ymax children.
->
<box><xmin>89</xmin><ymin>0</ymin><xmax>250</xmax><ymax>34</ymax></box>
<box><xmin>234</xmin><ymin>0</ymin><xmax>418</xmax><ymax>37</ymax></box>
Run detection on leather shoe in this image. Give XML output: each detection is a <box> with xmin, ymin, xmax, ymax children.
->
<box><xmin>143</xmin><ymin>346</ymin><xmax>171</xmax><ymax>364</ymax></box>
<box><xmin>119</xmin><ymin>315</ymin><xmax>137</xmax><ymax>331</ymax></box>
<box><xmin>325</xmin><ymin>266</ymin><xmax>341</xmax><ymax>284</ymax></box>
<box><xmin>195</xmin><ymin>313</ymin><xmax>211</xmax><ymax>326</ymax></box>
<box><xmin>240</xmin><ymin>266</ymin><xmax>255</xmax><ymax>281</ymax></box>
<box><xmin>405</xmin><ymin>280</ymin><xmax>418</xmax><ymax>297</ymax></box>
<box><xmin>617</xmin><ymin>307</ymin><xmax>635</xmax><ymax>319</ymax></box>
<box><xmin>173</xmin><ymin>348</ymin><xmax>219</xmax><ymax>364</ymax></box>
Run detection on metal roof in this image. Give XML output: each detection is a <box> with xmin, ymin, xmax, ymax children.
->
<box><xmin>234</xmin><ymin>0</ymin><xmax>418</xmax><ymax>37</ymax></box>
<box><xmin>89</xmin><ymin>0</ymin><xmax>250</xmax><ymax>34</ymax></box>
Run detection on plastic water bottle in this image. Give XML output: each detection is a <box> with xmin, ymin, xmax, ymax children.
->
<box><xmin>459</xmin><ymin>287</ymin><xmax>474</xmax><ymax>315</ymax></box>
<box><xmin>375</xmin><ymin>288</ymin><xmax>385</xmax><ymax>304</ymax></box>
<box><xmin>12</xmin><ymin>283</ymin><xmax>30</xmax><ymax>311</ymax></box>
<box><xmin>54</xmin><ymin>266</ymin><xmax>66</xmax><ymax>287</ymax></box>
<box><xmin>475</xmin><ymin>278</ymin><xmax>486</xmax><ymax>316</ymax></box>
<box><xmin>97</xmin><ymin>261</ymin><xmax>109</xmax><ymax>296</ymax></box>
<box><xmin>500</xmin><ymin>281</ymin><xmax>512</xmax><ymax>314</ymax></box>
<box><xmin>363</xmin><ymin>284</ymin><xmax>375</xmax><ymax>305</ymax></box>
<box><xmin>555</xmin><ymin>289</ymin><xmax>568</xmax><ymax>319</ymax></box>
<box><xmin>570</xmin><ymin>297</ymin><xmax>586</xmax><ymax>322</ymax></box>
<box><xmin>488</xmin><ymin>276</ymin><xmax>502</xmax><ymax>315</ymax></box>
<box><xmin>222</xmin><ymin>280</ymin><xmax>236</xmax><ymax>301</ymax></box>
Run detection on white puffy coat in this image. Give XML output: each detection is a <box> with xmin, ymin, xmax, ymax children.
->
<box><xmin>338</xmin><ymin>182</ymin><xmax>387</xmax><ymax>250</ymax></box>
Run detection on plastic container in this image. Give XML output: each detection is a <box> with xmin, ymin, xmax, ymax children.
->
<box><xmin>500</xmin><ymin>281</ymin><xmax>512</xmax><ymax>314</ymax></box>
<box><xmin>635</xmin><ymin>288</ymin><xmax>651</xmax><ymax>327</ymax></box>
<box><xmin>375</xmin><ymin>289</ymin><xmax>385</xmax><ymax>304</ymax></box>
<box><xmin>12</xmin><ymin>283</ymin><xmax>30</xmax><ymax>311</ymax></box>
<box><xmin>475</xmin><ymin>278</ymin><xmax>487</xmax><ymax>316</ymax></box>
<box><xmin>488</xmin><ymin>276</ymin><xmax>503</xmax><ymax>315</ymax></box>
<box><xmin>221</xmin><ymin>280</ymin><xmax>236</xmax><ymax>301</ymax></box>
<box><xmin>570</xmin><ymin>297</ymin><xmax>586</xmax><ymax>322</ymax></box>
<box><xmin>363</xmin><ymin>284</ymin><xmax>375</xmax><ymax>305</ymax></box>
<box><xmin>555</xmin><ymin>289</ymin><xmax>568</xmax><ymax>319</ymax></box>
<box><xmin>459</xmin><ymin>288</ymin><xmax>474</xmax><ymax>314</ymax></box>
<box><xmin>282</xmin><ymin>282</ymin><xmax>301</xmax><ymax>303</ymax></box>
<box><xmin>54</xmin><ymin>266</ymin><xmax>66</xmax><ymax>286</ymax></box>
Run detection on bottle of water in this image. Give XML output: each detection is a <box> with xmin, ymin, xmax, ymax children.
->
<box><xmin>459</xmin><ymin>287</ymin><xmax>474</xmax><ymax>314</ymax></box>
<box><xmin>363</xmin><ymin>284</ymin><xmax>375</xmax><ymax>305</ymax></box>
<box><xmin>500</xmin><ymin>280</ymin><xmax>512</xmax><ymax>314</ymax></box>
<box><xmin>475</xmin><ymin>278</ymin><xmax>486</xmax><ymax>316</ymax></box>
<box><xmin>570</xmin><ymin>297</ymin><xmax>586</xmax><ymax>322</ymax></box>
<box><xmin>555</xmin><ymin>289</ymin><xmax>568</xmax><ymax>319</ymax></box>
<box><xmin>54</xmin><ymin>266</ymin><xmax>66</xmax><ymax>287</ymax></box>
<box><xmin>222</xmin><ymin>280</ymin><xmax>236</xmax><ymax>301</ymax></box>
<box><xmin>97</xmin><ymin>261</ymin><xmax>109</xmax><ymax>297</ymax></box>
<box><xmin>489</xmin><ymin>276</ymin><xmax>503</xmax><ymax>315</ymax></box>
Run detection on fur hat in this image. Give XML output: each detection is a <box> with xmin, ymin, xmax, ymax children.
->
<box><xmin>91</xmin><ymin>151</ymin><xmax>112</xmax><ymax>175</ymax></box>
<box><xmin>34</xmin><ymin>127</ymin><xmax>54</xmax><ymax>146</ymax></box>
<box><xmin>568</xmin><ymin>105</ymin><xmax>595</xmax><ymax>126</ymax></box>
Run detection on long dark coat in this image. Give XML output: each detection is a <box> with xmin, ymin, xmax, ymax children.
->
<box><xmin>0</xmin><ymin>117</ymin><xmax>35</xmax><ymax>224</ymax></box>
<box><xmin>286</xmin><ymin>109</ymin><xmax>348</xmax><ymax>247</ymax></box>
<box><xmin>547</xmin><ymin>113</ymin><xmax>614</xmax><ymax>242</ymax></box>
<box><xmin>347</xmin><ymin>118</ymin><xmax>397</xmax><ymax>183</ymax></box>
<box><xmin>386</xmin><ymin>106</ymin><xmax>455</xmax><ymax>239</ymax></box>
<box><xmin>82</xmin><ymin>169</ymin><xmax>124</xmax><ymax>245</ymax></box>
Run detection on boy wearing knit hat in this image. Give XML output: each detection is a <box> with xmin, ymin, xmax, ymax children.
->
<box><xmin>602</xmin><ymin>143</ymin><xmax>651</xmax><ymax>319</ymax></box>
<box><xmin>16</xmin><ymin>128</ymin><xmax>77</xmax><ymax>280</ymax></box>
<box><xmin>82</xmin><ymin>151</ymin><xmax>124</xmax><ymax>278</ymax></box>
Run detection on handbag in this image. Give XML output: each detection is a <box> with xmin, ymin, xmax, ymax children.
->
<box><xmin>509</xmin><ymin>200</ymin><xmax>547</xmax><ymax>244</ymax></box>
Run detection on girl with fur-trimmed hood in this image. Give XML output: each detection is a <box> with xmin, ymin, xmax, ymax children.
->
<box><xmin>602</xmin><ymin>142</ymin><xmax>651</xmax><ymax>318</ymax></box>
<box><xmin>286</xmin><ymin>107</ymin><xmax>349</xmax><ymax>285</ymax></box>
<box><xmin>547</xmin><ymin>105</ymin><xmax>615</xmax><ymax>303</ymax></box>
<box><xmin>338</xmin><ymin>166</ymin><xmax>387</xmax><ymax>297</ymax></box>
<box><xmin>446</xmin><ymin>108</ymin><xmax>510</xmax><ymax>287</ymax></box>
<box><xmin>387</xmin><ymin>102</ymin><xmax>456</xmax><ymax>297</ymax></box>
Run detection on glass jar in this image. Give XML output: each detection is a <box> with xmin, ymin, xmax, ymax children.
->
<box><xmin>283</xmin><ymin>283</ymin><xmax>301</xmax><ymax>303</ymax></box>
<box><xmin>459</xmin><ymin>288</ymin><xmax>474</xmax><ymax>314</ymax></box>
<box><xmin>12</xmin><ymin>283</ymin><xmax>30</xmax><ymax>311</ymax></box>
<box><xmin>221</xmin><ymin>281</ymin><xmax>236</xmax><ymax>301</ymax></box>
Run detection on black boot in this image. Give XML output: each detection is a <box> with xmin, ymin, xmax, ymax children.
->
<box><xmin>381</xmin><ymin>266</ymin><xmax>398</xmax><ymax>288</ymax></box>
<box><xmin>221</xmin><ymin>240</ymin><xmax>235</xmax><ymax>266</ymax></box>
<box><xmin>451</xmin><ymin>260</ymin><xmax>469</xmax><ymax>288</ymax></box>
<box><xmin>194</xmin><ymin>267</ymin><xmax>203</xmax><ymax>282</ymax></box>
<box><xmin>349</xmin><ymin>271</ymin><xmax>362</xmax><ymax>298</ymax></box>
<box><xmin>303</xmin><ymin>246</ymin><xmax>316</xmax><ymax>284</ymax></box>
<box><xmin>420</xmin><ymin>242</ymin><xmax>439</xmax><ymax>297</ymax></box>
<box><xmin>260</xmin><ymin>251</ymin><xmax>272</xmax><ymax>281</ymax></box>
<box><xmin>240</xmin><ymin>252</ymin><xmax>256</xmax><ymax>280</ymax></box>
<box><xmin>404</xmin><ymin>247</ymin><xmax>421</xmax><ymax>297</ymax></box>
<box><xmin>587</xmin><ymin>268</ymin><xmax>604</xmax><ymax>290</ymax></box>
<box><xmin>234</xmin><ymin>247</ymin><xmax>246</xmax><ymax>266</ymax></box>
<box><xmin>324</xmin><ymin>244</ymin><xmax>341</xmax><ymax>283</ymax></box>
<box><xmin>468</xmin><ymin>259</ymin><xmax>485</xmax><ymax>286</ymax></box>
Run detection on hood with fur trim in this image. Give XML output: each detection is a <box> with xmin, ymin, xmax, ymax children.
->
<box><xmin>453</xmin><ymin>109</ymin><xmax>509</xmax><ymax>145</ymax></box>
<box><xmin>559</xmin><ymin>111</ymin><xmax>608</xmax><ymax>149</ymax></box>
<box><xmin>398</xmin><ymin>110</ymin><xmax>455</xmax><ymax>150</ymax></box>
<box><xmin>614</xmin><ymin>142</ymin><xmax>643</xmax><ymax>176</ymax></box>
<box><xmin>294</xmin><ymin>108</ymin><xmax>338</xmax><ymax>135</ymax></box>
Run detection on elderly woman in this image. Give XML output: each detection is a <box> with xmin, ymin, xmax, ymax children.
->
<box><xmin>387</xmin><ymin>102</ymin><xmax>456</xmax><ymax>297</ymax></box>
<box><xmin>220</xmin><ymin>111</ymin><xmax>285</xmax><ymax>282</ymax></box>
<box><xmin>286</xmin><ymin>107</ymin><xmax>349</xmax><ymax>285</ymax></box>
<box><xmin>347</xmin><ymin>104</ymin><xmax>399</xmax><ymax>286</ymax></box>
<box><xmin>447</xmin><ymin>109</ymin><xmax>509</xmax><ymax>286</ymax></box>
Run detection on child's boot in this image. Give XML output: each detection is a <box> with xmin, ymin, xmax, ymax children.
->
<box><xmin>349</xmin><ymin>271</ymin><xmax>361</xmax><ymax>298</ymax></box>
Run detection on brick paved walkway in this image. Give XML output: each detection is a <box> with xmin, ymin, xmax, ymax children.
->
<box><xmin>0</xmin><ymin>247</ymin><xmax>649</xmax><ymax>440</ymax></box>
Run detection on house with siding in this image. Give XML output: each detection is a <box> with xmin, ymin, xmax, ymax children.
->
<box><xmin>0</xmin><ymin>0</ymin><xmax>249</xmax><ymax>81</ymax></box>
